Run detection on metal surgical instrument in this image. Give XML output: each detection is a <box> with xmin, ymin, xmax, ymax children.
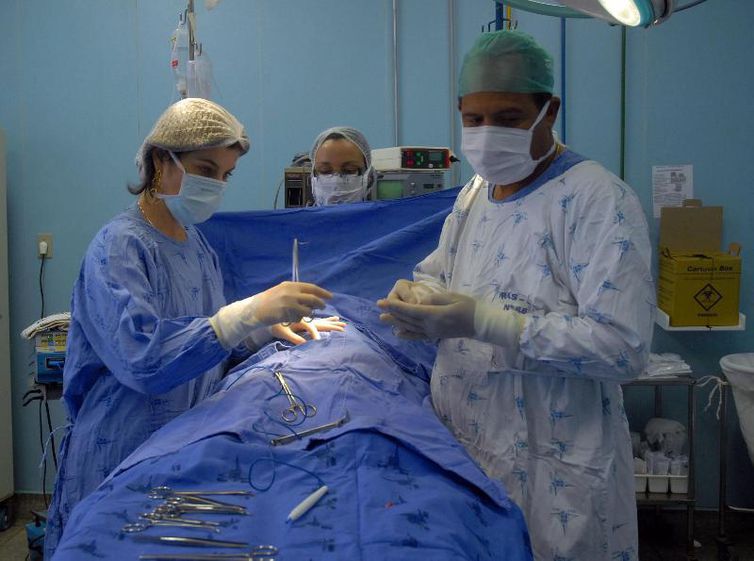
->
<box><xmin>270</xmin><ymin>413</ymin><xmax>349</xmax><ymax>446</ymax></box>
<box><xmin>281</xmin><ymin>238</ymin><xmax>313</xmax><ymax>327</ymax></box>
<box><xmin>122</xmin><ymin>520</ymin><xmax>220</xmax><ymax>534</ymax></box>
<box><xmin>150</xmin><ymin>486</ymin><xmax>254</xmax><ymax>498</ymax></box>
<box><xmin>138</xmin><ymin>545</ymin><xmax>278</xmax><ymax>560</ymax></box>
<box><xmin>154</xmin><ymin>501</ymin><xmax>248</xmax><ymax>517</ymax></box>
<box><xmin>140</xmin><ymin>512</ymin><xmax>220</xmax><ymax>527</ymax></box>
<box><xmin>149</xmin><ymin>491</ymin><xmax>251</xmax><ymax>509</ymax></box>
<box><xmin>132</xmin><ymin>535</ymin><xmax>249</xmax><ymax>548</ymax></box>
<box><xmin>273</xmin><ymin>371</ymin><xmax>316</xmax><ymax>423</ymax></box>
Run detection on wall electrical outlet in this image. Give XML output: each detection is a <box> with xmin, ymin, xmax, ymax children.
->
<box><xmin>37</xmin><ymin>233</ymin><xmax>53</xmax><ymax>259</ymax></box>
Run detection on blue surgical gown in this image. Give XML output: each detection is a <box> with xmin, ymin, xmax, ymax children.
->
<box><xmin>45</xmin><ymin>205</ymin><xmax>232</xmax><ymax>558</ymax></box>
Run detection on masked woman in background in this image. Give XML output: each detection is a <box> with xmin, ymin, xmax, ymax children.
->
<box><xmin>310</xmin><ymin>126</ymin><xmax>375</xmax><ymax>205</ymax></box>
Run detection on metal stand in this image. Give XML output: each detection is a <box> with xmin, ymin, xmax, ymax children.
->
<box><xmin>626</xmin><ymin>376</ymin><xmax>697</xmax><ymax>560</ymax></box>
<box><xmin>715</xmin><ymin>378</ymin><xmax>753</xmax><ymax>561</ymax></box>
<box><xmin>717</xmin><ymin>378</ymin><xmax>731</xmax><ymax>560</ymax></box>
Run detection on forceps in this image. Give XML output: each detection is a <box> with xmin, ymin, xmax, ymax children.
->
<box><xmin>154</xmin><ymin>501</ymin><xmax>248</xmax><ymax>516</ymax></box>
<box><xmin>149</xmin><ymin>488</ymin><xmax>252</xmax><ymax>508</ymax></box>
<box><xmin>122</xmin><ymin>520</ymin><xmax>220</xmax><ymax>534</ymax></box>
<box><xmin>270</xmin><ymin>413</ymin><xmax>349</xmax><ymax>446</ymax></box>
<box><xmin>150</xmin><ymin>486</ymin><xmax>254</xmax><ymax>498</ymax></box>
<box><xmin>281</xmin><ymin>238</ymin><xmax>313</xmax><ymax>327</ymax></box>
<box><xmin>274</xmin><ymin>370</ymin><xmax>316</xmax><ymax>423</ymax></box>
<box><xmin>132</xmin><ymin>535</ymin><xmax>249</xmax><ymax>548</ymax></box>
<box><xmin>162</xmin><ymin>496</ymin><xmax>246</xmax><ymax>509</ymax></box>
<box><xmin>140</xmin><ymin>512</ymin><xmax>220</xmax><ymax>527</ymax></box>
<box><xmin>139</xmin><ymin>544</ymin><xmax>278</xmax><ymax>559</ymax></box>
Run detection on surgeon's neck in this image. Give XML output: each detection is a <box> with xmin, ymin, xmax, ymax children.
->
<box><xmin>139</xmin><ymin>195</ymin><xmax>188</xmax><ymax>242</ymax></box>
<box><xmin>491</xmin><ymin>143</ymin><xmax>563</xmax><ymax>201</ymax></box>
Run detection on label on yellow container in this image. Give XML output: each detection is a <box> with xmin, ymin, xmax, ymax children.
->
<box><xmin>658</xmin><ymin>250</ymin><xmax>741</xmax><ymax>326</ymax></box>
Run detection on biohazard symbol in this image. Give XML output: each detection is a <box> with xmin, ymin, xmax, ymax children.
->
<box><xmin>694</xmin><ymin>283</ymin><xmax>722</xmax><ymax>311</ymax></box>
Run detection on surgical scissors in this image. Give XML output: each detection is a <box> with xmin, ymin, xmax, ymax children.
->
<box><xmin>274</xmin><ymin>371</ymin><xmax>316</xmax><ymax>423</ymax></box>
<box><xmin>281</xmin><ymin>238</ymin><xmax>313</xmax><ymax>327</ymax></box>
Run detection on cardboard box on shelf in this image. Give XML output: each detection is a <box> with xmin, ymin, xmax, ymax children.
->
<box><xmin>658</xmin><ymin>200</ymin><xmax>741</xmax><ymax>327</ymax></box>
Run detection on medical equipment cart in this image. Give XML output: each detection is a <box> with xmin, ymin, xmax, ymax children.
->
<box><xmin>625</xmin><ymin>375</ymin><xmax>697</xmax><ymax>560</ymax></box>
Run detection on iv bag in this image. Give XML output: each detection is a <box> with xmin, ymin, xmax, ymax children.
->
<box><xmin>187</xmin><ymin>50</ymin><xmax>214</xmax><ymax>100</ymax></box>
<box><xmin>170</xmin><ymin>17</ymin><xmax>189</xmax><ymax>99</ymax></box>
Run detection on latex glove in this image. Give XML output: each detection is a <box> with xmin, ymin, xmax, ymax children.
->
<box><xmin>385</xmin><ymin>279</ymin><xmax>442</xmax><ymax>305</ymax></box>
<box><xmin>378</xmin><ymin>291</ymin><xmax>525</xmax><ymax>347</ymax></box>
<box><xmin>270</xmin><ymin>316</ymin><xmax>346</xmax><ymax>345</ymax></box>
<box><xmin>382</xmin><ymin>280</ymin><xmax>445</xmax><ymax>337</ymax></box>
<box><xmin>210</xmin><ymin>282</ymin><xmax>332</xmax><ymax>349</ymax></box>
<box><xmin>377</xmin><ymin>291</ymin><xmax>476</xmax><ymax>340</ymax></box>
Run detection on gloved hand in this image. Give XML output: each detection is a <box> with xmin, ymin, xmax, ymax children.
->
<box><xmin>378</xmin><ymin>291</ymin><xmax>476</xmax><ymax>340</ymax></box>
<box><xmin>270</xmin><ymin>316</ymin><xmax>346</xmax><ymax>345</ymax></box>
<box><xmin>377</xmin><ymin>291</ymin><xmax>525</xmax><ymax>347</ymax></box>
<box><xmin>210</xmin><ymin>282</ymin><xmax>332</xmax><ymax>349</ymax></box>
<box><xmin>385</xmin><ymin>279</ymin><xmax>441</xmax><ymax>305</ymax></box>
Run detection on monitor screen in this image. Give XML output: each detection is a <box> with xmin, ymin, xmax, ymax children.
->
<box><xmin>375</xmin><ymin>180</ymin><xmax>404</xmax><ymax>200</ymax></box>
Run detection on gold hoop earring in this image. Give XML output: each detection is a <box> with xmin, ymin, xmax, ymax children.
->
<box><xmin>147</xmin><ymin>166</ymin><xmax>162</xmax><ymax>201</ymax></box>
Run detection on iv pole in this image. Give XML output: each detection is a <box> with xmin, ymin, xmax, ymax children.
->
<box><xmin>187</xmin><ymin>0</ymin><xmax>195</xmax><ymax>64</ymax></box>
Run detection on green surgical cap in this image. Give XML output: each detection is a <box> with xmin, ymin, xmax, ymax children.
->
<box><xmin>458</xmin><ymin>30</ymin><xmax>554</xmax><ymax>97</ymax></box>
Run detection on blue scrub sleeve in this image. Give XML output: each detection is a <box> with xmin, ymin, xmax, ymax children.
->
<box><xmin>75</xmin><ymin>234</ymin><xmax>230</xmax><ymax>395</ymax></box>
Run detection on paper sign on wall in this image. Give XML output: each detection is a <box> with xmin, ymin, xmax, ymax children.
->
<box><xmin>652</xmin><ymin>164</ymin><xmax>694</xmax><ymax>218</ymax></box>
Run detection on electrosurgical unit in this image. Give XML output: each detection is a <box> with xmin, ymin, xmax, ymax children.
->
<box><xmin>371</xmin><ymin>147</ymin><xmax>452</xmax><ymax>171</ymax></box>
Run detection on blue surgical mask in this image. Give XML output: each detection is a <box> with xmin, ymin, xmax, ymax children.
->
<box><xmin>157</xmin><ymin>152</ymin><xmax>226</xmax><ymax>225</ymax></box>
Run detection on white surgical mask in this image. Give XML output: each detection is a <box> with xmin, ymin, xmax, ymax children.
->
<box><xmin>158</xmin><ymin>152</ymin><xmax>227</xmax><ymax>225</ymax></box>
<box><xmin>461</xmin><ymin>100</ymin><xmax>555</xmax><ymax>186</ymax></box>
<box><xmin>311</xmin><ymin>172</ymin><xmax>368</xmax><ymax>206</ymax></box>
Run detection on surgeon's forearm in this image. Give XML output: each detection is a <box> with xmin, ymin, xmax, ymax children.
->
<box><xmin>111</xmin><ymin>318</ymin><xmax>230</xmax><ymax>395</ymax></box>
<box><xmin>519</xmin><ymin>312</ymin><xmax>651</xmax><ymax>382</ymax></box>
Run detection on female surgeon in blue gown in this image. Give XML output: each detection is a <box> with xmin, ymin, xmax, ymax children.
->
<box><xmin>45</xmin><ymin>98</ymin><xmax>344</xmax><ymax>558</ymax></box>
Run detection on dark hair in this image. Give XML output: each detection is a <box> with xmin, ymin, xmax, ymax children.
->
<box><xmin>321</xmin><ymin>133</ymin><xmax>367</xmax><ymax>166</ymax></box>
<box><xmin>128</xmin><ymin>147</ymin><xmax>169</xmax><ymax>196</ymax></box>
<box><xmin>531</xmin><ymin>92</ymin><xmax>553</xmax><ymax>110</ymax></box>
<box><xmin>324</xmin><ymin>132</ymin><xmax>346</xmax><ymax>143</ymax></box>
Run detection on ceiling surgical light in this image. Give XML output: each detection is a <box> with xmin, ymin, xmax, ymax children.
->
<box><xmin>498</xmin><ymin>0</ymin><xmax>707</xmax><ymax>27</ymax></box>
<box><xmin>597</xmin><ymin>0</ymin><xmax>643</xmax><ymax>26</ymax></box>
